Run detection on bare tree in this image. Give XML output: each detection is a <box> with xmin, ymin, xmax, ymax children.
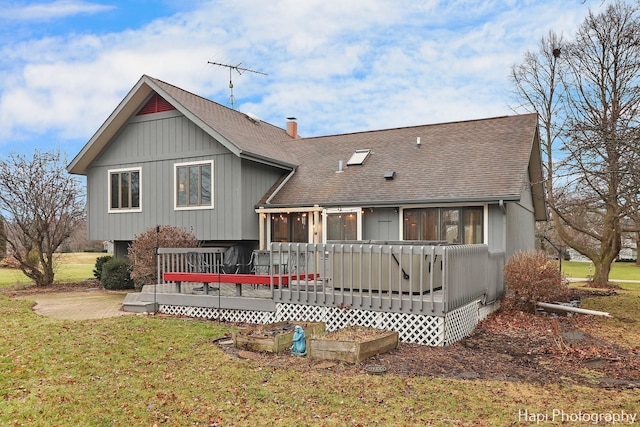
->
<box><xmin>0</xmin><ymin>216</ymin><xmax>6</xmax><ymax>259</ymax></box>
<box><xmin>511</xmin><ymin>1</ymin><xmax>640</xmax><ymax>284</ymax></box>
<box><xmin>0</xmin><ymin>150</ymin><xmax>85</xmax><ymax>286</ymax></box>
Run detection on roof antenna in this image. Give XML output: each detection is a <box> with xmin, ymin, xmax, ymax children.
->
<box><xmin>207</xmin><ymin>61</ymin><xmax>268</xmax><ymax>109</ymax></box>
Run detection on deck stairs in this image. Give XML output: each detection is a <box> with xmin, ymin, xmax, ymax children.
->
<box><xmin>122</xmin><ymin>292</ymin><xmax>157</xmax><ymax>313</ymax></box>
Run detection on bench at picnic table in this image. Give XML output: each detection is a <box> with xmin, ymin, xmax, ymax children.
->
<box><xmin>163</xmin><ymin>272</ymin><xmax>317</xmax><ymax>296</ymax></box>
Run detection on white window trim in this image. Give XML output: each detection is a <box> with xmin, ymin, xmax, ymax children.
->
<box><xmin>108</xmin><ymin>167</ymin><xmax>142</xmax><ymax>213</ymax></box>
<box><xmin>322</xmin><ymin>207</ymin><xmax>362</xmax><ymax>242</ymax></box>
<box><xmin>174</xmin><ymin>160</ymin><xmax>214</xmax><ymax>211</ymax></box>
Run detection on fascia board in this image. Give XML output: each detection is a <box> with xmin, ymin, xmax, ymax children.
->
<box><xmin>67</xmin><ymin>76</ymin><xmax>153</xmax><ymax>175</ymax></box>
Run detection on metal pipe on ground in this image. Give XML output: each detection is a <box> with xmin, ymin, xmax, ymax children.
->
<box><xmin>537</xmin><ymin>302</ymin><xmax>611</xmax><ymax>317</ymax></box>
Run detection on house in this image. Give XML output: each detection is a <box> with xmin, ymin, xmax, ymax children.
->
<box><xmin>67</xmin><ymin>75</ymin><xmax>546</xmax><ymax>345</ymax></box>
<box><xmin>67</xmin><ymin>75</ymin><xmax>545</xmax><ymax>257</ymax></box>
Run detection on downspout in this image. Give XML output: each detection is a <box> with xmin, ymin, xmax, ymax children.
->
<box><xmin>265</xmin><ymin>167</ymin><xmax>296</xmax><ymax>205</ymax></box>
<box><xmin>499</xmin><ymin>199</ymin><xmax>506</xmax><ymax>214</ymax></box>
<box><xmin>499</xmin><ymin>199</ymin><xmax>508</xmax><ymax>302</ymax></box>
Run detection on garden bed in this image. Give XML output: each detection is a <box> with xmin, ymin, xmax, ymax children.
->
<box><xmin>308</xmin><ymin>326</ymin><xmax>399</xmax><ymax>364</ymax></box>
<box><xmin>232</xmin><ymin>321</ymin><xmax>325</xmax><ymax>353</ymax></box>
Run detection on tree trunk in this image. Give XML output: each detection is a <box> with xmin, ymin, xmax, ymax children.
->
<box><xmin>590</xmin><ymin>214</ymin><xmax>620</xmax><ymax>286</ymax></box>
<box><xmin>591</xmin><ymin>258</ymin><xmax>612</xmax><ymax>286</ymax></box>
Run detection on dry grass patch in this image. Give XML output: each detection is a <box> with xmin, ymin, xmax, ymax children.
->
<box><xmin>576</xmin><ymin>283</ymin><xmax>640</xmax><ymax>351</ymax></box>
<box><xmin>320</xmin><ymin>326</ymin><xmax>392</xmax><ymax>342</ymax></box>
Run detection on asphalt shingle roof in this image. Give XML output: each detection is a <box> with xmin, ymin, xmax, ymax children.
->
<box><xmin>149</xmin><ymin>77</ymin><xmax>297</xmax><ymax>164</ymax></box>
<box><xmin>68</xmin><ymin>75</ymin><xmax>541</xmax><ymax>215</ymax></box>
<box><xmin>260</xmin><ymin>113</ymin><xmax>540</xmax><ymax>207</ymax></box>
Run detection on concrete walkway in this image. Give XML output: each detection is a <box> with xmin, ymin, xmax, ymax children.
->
<box><xmin>16</xmin><ymin>289</ymin><xmax>133</xmax><ymax>320</ymax></box>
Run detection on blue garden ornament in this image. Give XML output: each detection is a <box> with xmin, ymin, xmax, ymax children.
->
<box><xmin>291</xmin><ymin>325</ymin><xmax>307</xmax><ymax>356</ymax></box>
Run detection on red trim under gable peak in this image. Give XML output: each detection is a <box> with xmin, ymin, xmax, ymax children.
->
<box><xmin>137</xmin><ymin>93</ymin><xmax>176</xmax><ymax>115</ymax></box>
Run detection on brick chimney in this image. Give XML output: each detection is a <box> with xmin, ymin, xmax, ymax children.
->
<box><xmin>286</xmin><ymin>117</ymin><xmax>298</xmax><ymax>139</ymax></box>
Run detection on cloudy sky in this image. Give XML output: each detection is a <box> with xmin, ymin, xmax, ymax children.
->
<box><xmin>0</xmin><ymin>0</ymin><xmax>606</xmax><ymax>161</ymax></box>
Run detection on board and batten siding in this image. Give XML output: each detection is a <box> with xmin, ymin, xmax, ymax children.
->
<box><xmin>505</xmin><ymin>178</ymin><xmax>537</xmax><ymax>258</ymax></box>
<box><xmin>486</xmin><ymin>204</ymin><xmax>506</xmax><ymax>254</ymax></box>
<box><xmin>85</xmin><ymin>110</ymin><xmax>285</xmax><ymax>242</ymax></box>
<box><xmin>241</xmin><ymin>160</ymin><xmax>287</xmax><ymax>240</ymax></box>
<box><xmin>362</xmin><ymin>208</ymin><xmax>400</xmax><ymax>241</ymax></box>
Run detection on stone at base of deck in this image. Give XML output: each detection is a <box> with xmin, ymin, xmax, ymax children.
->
<box><xmin>152</xmin><ymin>298</ymin><xmax>499</xmax><ymax>346</ymax></box>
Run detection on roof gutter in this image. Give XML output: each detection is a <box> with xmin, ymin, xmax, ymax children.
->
<box><xmin>265</xmin><ymin>167</ymin><xmax>297</xmax><ymax>205</ymax></box>
<box><xmin>258</xmin><ymin>195</ymin><xmax>522</xmax><ymax>210</ymax></box>
<box><xmin>240</xmin><ymin>151</ymin><xmax>298</xmax><ymax>170</ymax></box>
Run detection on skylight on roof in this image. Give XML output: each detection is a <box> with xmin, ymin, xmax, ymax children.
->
<box><xmin>347</xmin><ymin>149</ymin><xmax>370</xmax><ymax>166</ymax></box>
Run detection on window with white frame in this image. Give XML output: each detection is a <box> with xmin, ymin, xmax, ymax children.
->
<box><xmin>174</xmin><ymin>161</ymin><xmax>213</xmax><ymax>209</ymax></box>
<box><xmin>271</xmin><ymin>212</ymin><xmax>309</xmax><ymax>242</ymax></box>
<box><xmin>109</xmin><ymin>168</ymin><xmax>141</xmax><ymax>212</ymax></box>
<box><xmin>323</xmin><ymin>208</ymin><xmax>362</xmax><ymax>241</ymax></box>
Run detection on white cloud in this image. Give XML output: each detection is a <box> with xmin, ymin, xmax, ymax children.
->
<box><xmin>0</xmin><ymin>0</ymin><xmax>607</xmax><ymax>154</ymax></box>
<box><xmin>0</xmin><ymin>0</ymin><xmax>114</xmax><ymax>21</ymax></box>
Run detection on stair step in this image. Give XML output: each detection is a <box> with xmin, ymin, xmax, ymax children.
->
<box><xmin>122</xmin><ymin>293</ymin><xmax>157</xmax><ymax>313</ymax></box>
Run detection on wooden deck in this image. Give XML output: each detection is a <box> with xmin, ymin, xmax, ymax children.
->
<box><xmin>139</xmin><ymin>278</ymin><xmax>446</xmax><ymax>315</ymax></box>
<box><xmin>123</xmin><ymin>243</ymin><xmax>504</xmax><ymax>345</ymax></box>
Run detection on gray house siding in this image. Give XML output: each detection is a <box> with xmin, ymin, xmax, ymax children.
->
<box><xmin>487</xmin><ymin>204</ymin><xmax>506</xmax><ymax>254</ymax></box>
<box><xmin>486</xmin><ymin>191</ymin><xmax>536</xmax><ymax>259</ymax></box>
<box><xmin>363</xmin><ymin>208</ymin><xmax>399</xmax><ymax>241</ymax></box>
<box><xmin>241</xmin><ymin>161</ymin><xmax>286</xmax><ymax>240</ymax></box>
<box><xmin>85</xmin><ymin>111</ymin><xmax>285</xmax><ymax>243</ymax></box>
<box><xmin>505</xmin><ymin>183</ymin><xmax>536</xmax><ymax>258</ymax></box>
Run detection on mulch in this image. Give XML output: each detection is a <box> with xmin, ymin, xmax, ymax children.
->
<box><xmin>217</xmin><ymin>288</ymin><xmax>640</xmax><ymax>389</ymax></box>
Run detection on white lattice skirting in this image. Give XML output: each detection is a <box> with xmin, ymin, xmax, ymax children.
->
<box><xmin>159</xmin><ymin>299</ymin><xmax>494</xmax><ymax>346</ymax></box>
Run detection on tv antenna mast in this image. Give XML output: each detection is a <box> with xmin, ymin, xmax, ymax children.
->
<box><xmin>208</xmin><ymin>61</ymin><xmax>267</xmax><ymax>109</ymax></box>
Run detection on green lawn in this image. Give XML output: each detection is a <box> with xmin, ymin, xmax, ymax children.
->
<box><xmin>0</xmin><ymin>252</ymin><xmax>102</xmax><ymax>288</ymax></box>
<box><xmin>561</xmin><ymin>260</ymin><xmax>640</xmax><ymax>281</ymax></box>
<box><xmin>0</xmin><ymin>287</ymin><xmax>638</xmax><ymax>426</ymax></box>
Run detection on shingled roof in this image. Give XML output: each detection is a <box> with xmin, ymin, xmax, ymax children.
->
<box><xmin>258</xmin><ymin>113</ymin><xmax>545</xmax><ymax>220</ymax></box>
<box><xmin>68</xmin><ymin>75</ymin><xmax>296</xmax><ymax>175</ymax></box>
<box><xmin>67</xmin><ymin>75</ymin><xmax>544</xmax><ymax>220</ymax></box>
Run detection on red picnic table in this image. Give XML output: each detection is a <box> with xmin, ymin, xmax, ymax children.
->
<box><xmin>163</xmin><ymin>272</ymin><xmax>316</xmax><ymax>295</ymax></box>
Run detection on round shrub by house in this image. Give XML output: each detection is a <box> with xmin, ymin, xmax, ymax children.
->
<box><xmin>503</xmin><ymin>250</ymin><xmax>569</xmax><ymax>312</ymax></box>
<box><xmin>101</xmin><ymin>258</ymin><xmax>134</xmax><ymax>290</ymax></box>
<box><xmin>93</xmin><ymin>255</ymin><xmax>113</xmax><ymax>281</ymax></box>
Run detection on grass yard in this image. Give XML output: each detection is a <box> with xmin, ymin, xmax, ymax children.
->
<box><xmin>0</xmin><ymin>252</ymin><xmax>102</xmax><ymax>288</ymax></box>
<box><xmin>0</xmin><ymin>285</ymin><xmax>638</xmax><ymax>425</ymax></box>
<box><xmin>561</xmin><ymin>260</ymin><xmax>640</xmax><ymax>282</ymax></box>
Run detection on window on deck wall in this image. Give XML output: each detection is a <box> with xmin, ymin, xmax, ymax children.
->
<box><xmin>175</xmin><ymin>161</ymin><xmax>213</xmax><ymax>209</ymax></box>
<box><xmin>270</xmin><ymin>212</ymin><xmax>309</xmax><ymax>242</ymax></box>
<box><xmin>325</xmin><ymin>209</ymin><xmax>361</xmax><ymax>241</ymax></box>
<box><xmin>403</xmin><ymin>207</ymin><xmax>484</xmax><ymax>244</ymax></box>
<box><xmin>109</xmin><ymin>168</ymin><xmax>141</xmax><ymax>212</ymax></box>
